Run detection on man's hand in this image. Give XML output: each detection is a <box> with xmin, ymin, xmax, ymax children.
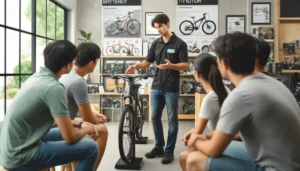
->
<box><xmin>156</xmin><ymin>59</ymin><xmax>173</xmax><ymax>70</ymax></box>
<box><xmin>187</xmin><ymin>134</ymin><xmax>208</xmax><ymax>147</ymax></box>
<box><xmin>182</xmin><ymin>131</ymin><xmax>193</xmax><ymax>146</ymax></box>
<box><xmin>95</xmin><ymin>113</ymin><xmax>107</xmax><ymax>123</ymax></box>
<box><xmin>81</xmin><ymin>122</ymin><xmax>99</xmax><ymax>140</ymax></box>
<box><xmin>125</xmin><ymin>65</ymin><xmax>137</xmax><ymax>74</ymax></box>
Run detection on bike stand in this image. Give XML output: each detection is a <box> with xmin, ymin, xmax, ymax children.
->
<box><xmin>135</xmin><ymin>137</ymin><xmax>148</xmax><ymax>144</ymax></box>
<box><xmin>115</xmin><ymin>157</ymin><xmax>143</xmax><ymax>170</ymax></box>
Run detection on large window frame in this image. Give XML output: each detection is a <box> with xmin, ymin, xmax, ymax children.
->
<box><xmin>0</xmin><ymin>0</ymin><xmax>68</xmax><ymax>115</ymax></box>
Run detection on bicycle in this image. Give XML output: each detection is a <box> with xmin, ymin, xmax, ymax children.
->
<box><xmin>188</xmin><ymin>44</ymin><xmax>200</xmax><ymax>53</ymax></box>
<box><xmin>182</xmin><ymin>100</ymin><xmax>195</xmax><ymax>114</ymax></box>
<box><xmin>102</xmin><ymin>74</ymin><xmax>155</xmax><ymax>163</ymax></box>
<box><xmin>106</xmin><ymin>43</ymin><xmax>128</xmax><ymax>56</ymax></box>
<box><xmin>106</xmin><ymin>11</ymin><xmax>140</xmax><ymax>35</ymax></box>
<box><xmin>179</xmin><ymin>13</ymin><xmax>216</xmax><ymax>35</ymax></box>
<box><xmin>123</xmin><ymin>42</ymin><xmax>140</xmax><ymax>56</ymax></box>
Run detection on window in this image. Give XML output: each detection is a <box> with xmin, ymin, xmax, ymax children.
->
<box><xmin>0</xmin><ymin>0</ymin><xmax>68</xmax><ymax>121</ymax></box>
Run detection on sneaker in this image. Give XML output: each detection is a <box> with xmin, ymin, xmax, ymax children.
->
<box><xmin>161</xmin><ymin>152</ymin><xmax>174</xmax><ymax>164</ymax></box>
<box><xmin>145</xmin><ymin>147</ymin><xmax>164</xmax><ymax>158</ymax></box>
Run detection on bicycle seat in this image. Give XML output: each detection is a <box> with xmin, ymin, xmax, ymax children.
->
<box><xmin>191</xmin><ymin>16</ymin><xmax>195</xmax><ymax>18</ymax></box>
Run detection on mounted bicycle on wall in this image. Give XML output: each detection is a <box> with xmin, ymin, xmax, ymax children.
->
<box><xmin>103</xmin><ymin>73</ymin><xmax>155</xmax><ymax>170</ymax></box>
<box><xmin>106</xmin><ymin>11</ymin><xmax>140</xmax><ymax>35</ymax></box>
<box><xmin>179</xmin><ymin>13</ymin><xmax>216</xmax><ymax>35</ymax></box>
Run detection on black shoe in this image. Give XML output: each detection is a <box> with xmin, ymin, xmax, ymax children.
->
<box><xmin>161</xmin><ymin>152</ymin><xmax>174</xmax><ymax>164</ymax></box>
<box><xmin>145</xmin><ymin>147</ymin><xmax>164</xmax><ymax>159</ymax></box>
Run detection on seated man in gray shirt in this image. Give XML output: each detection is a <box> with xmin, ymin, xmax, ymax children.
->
<box><xmin>182</xmin><ymin>32</ymin><xmax>300</xmax><ymax>171</ymax></box>
<box><xmin>60</xmin><ymin>42</ymin><xmax>108</xmax><ymax>170</ymax></box>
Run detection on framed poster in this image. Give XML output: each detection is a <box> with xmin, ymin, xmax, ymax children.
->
<box><xmin>226</xmin><ymin>15</ymin><xmax>246</xmax><ymax>33</ymax></box>
<box><xmin>145</xmin><ymin>12</ymin><xmax>163</xmax><ymax>35</ymax></box>
<box><xmin>252</xmin><ymin>2</ymin><xmax>271</xmax><ymax>25</ymax></box>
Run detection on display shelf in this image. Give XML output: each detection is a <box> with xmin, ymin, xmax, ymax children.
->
<box><xmin>178</xmin><ymin>114</ymin><xmax>195</xmax><ymax>120</ymax></box>
<box><xmin>180</xmin><ymin>94</ymin><xmax>195</xmax><ymax>97</ymax></box>
<box><xmin>100</xmin><ymin>74</ymin><xmax>145</xmax><ymax>76</ymax></box>
<box><xmin>89</xmin><ymin>93</ymin><xmax>124</xmax><ymax>95</ymax></box>
<box><xmin>102</xmin><ymin>56</ymin><xmax>145</xmax><ymax>59</ymax></box>
<box><xmin>279</xmin><ymin>18</ymin><xmax>300</xmax><ymax>21</ymax></box>
<box><xmin>281</xmin><ymin>70</ymin><xmax>300</xmax><ymax>74</ymax></box>
<box><xmin>102</xmin><ymin>108</ymin><xmax>122</xmax><ymax>110</ymax></box>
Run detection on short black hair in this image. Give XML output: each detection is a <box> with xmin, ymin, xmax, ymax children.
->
<box><xmin>151</xmin><ymin>14</ymin><xmax>169</xmax><ymax>28</ymax></box>
<box><xmin>43</xmin><ymin>40</ymin><xmax>77</xmax><ymax>73</ymax></box>
<box><xmin>214</xmin><ymin>32</ymin><xmax>257</xmax><ymax>74</ymax></box>
<box><xmin>75</xmin><ymin>42</ymin><xmax>101</xmax><ymax>67</ymax></box>
<box><xmin>257</xmin><ymin>39</ymin><xmax>271</xmax><ymax>67</ymax></box>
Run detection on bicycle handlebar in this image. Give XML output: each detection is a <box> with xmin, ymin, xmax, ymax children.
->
<box><xmin>102</xmin><ymin>74</ymin><xmax>156</xmax><ymax>80</ymax></box>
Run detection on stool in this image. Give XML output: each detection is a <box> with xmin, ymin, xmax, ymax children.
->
<box><xmin>60</xmin><ymin>162</ymin><xmax>77</xmax><ymax>171</ymax></box>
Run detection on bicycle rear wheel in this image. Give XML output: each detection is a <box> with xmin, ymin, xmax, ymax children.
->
<box><xmin>179</xmin><ymin>20</ymin><xmax>194</xmax><ymax>35</ymax></box>
<box><xmin>135</xmin><ymin>98</ymin><xmax>144</xmax><ymax>139</ymax></box>
<box><xmin>118</xmin><ymin>105</ymin><xmax>135</xmax><ymax>163</ymax></box>
<box><xmin>106</xmin><ymin>22</ymin><xmax>119</xmax><ymax>35</ymax></box>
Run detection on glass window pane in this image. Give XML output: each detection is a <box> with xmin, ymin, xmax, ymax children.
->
<box><xmin>36</xmin><ymin>0</ymin><xmax>46</xmax><ymax>37</ymax></box>
<box><xmin>0</xmin><ymin>76</ymin><xmax>4</xmax><ymax>122</ymax></box>
<box><xmin>56</xmin><ymin>7</ymin><xmax>64</xmax><ymax>40</ymax></box>
<box><xmin>0</xmin><ymin>27</ymin><xmax>3</xmax><ymax>74</ymax></box>
<box><xmin>36</xmin><ymin>38</ymin><xmax>46</xmax><ymax>72</ymax></box>
<box><xmin>7</xmin><ymin>0</ymin><xmax>19</xmax><ymax>29</ymax></box>
<box><xmin>6</xmin><ymin>29</ymin><xmax>20</xmax><ymax>74</ymax></box>
<box><xmin>21</xmin><ymin>33</ymin><xmax>32</xmax><ymax>76</ymax></box>
<box><xmin>47</xmin><ymin>2</ymin><xmax>55</xmax><ymax>39</ymax></box>
<box><xmin>0</xmin><ymin>0</ymin><xmax>4</xmax><ymax>25</ymax></box>
<box><xmin>21</xmin><ymin>0</ymin><xmax>32</xmax><ymax>32</ymax></box>
<box><xmin>6</xmin><ymin>76</ymin><xmax>19</xmax><ymax>110</ymax></box>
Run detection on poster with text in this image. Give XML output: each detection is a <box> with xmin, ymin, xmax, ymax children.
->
<box><xmin>102</xmin><ymin>0</ymin><xmax>142</xmax><ymax>38</ymax></box>
<box><xmin>182</xmin><ymin>38</ymin><xmax>215</xmax><ymax>56</ymax></box>
<box><xmin>177</xmin><ymin>1</ymin><xmax>218</xmax><ymax>38</ymax></box>
<box><xmin>103</xmin><ymin>38</ymin><xmax>142</xmax><ymax>56</ymax></box>
<box><xmin>226</xmin><ymin>16</ymin><xmax>245</xmax><ymax>33</ymax></box>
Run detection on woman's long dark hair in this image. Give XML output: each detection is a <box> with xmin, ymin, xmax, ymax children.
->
<box><xmin>194</xmin><ymin>53</ymin><xmax>228</xmax><ymax>106</ymax></box>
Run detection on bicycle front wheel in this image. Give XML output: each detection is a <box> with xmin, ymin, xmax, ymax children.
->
<box><xmin>135</xmin><ymin>98</ymin><xmax>144</xmax><ymax>139</ymax></box>
<box><xmin>127</xmin><ymin>19</ymin><xmax>140</xmax><ymax>35</ymax></box>
<box><xmin>106</xmin><ymin>46</ymin><xmax>114</xmax><ymax>55</ymax></box>
<box><xmin>202</xmin><ymin>20</ymin><xmax>216</xmax><ymax>35</ymax></box>
<box><xmin>179</xmin><ymin>20</ymin><xmax>194</xmax><ymax>35</ymax></box>
<box><xmin>201</xmin><ymin>45</ymin><xmax>209</xmax><ymax>53</ymax></box>
<box><xmin>133</xmin><ymin>48</ymin><xmax>140</xmax><ymax>56</ymax></box>
<box><xmin>119</xmin><ymin>105</ymin><xmax>135</xmax><ymax>163</ymax></box>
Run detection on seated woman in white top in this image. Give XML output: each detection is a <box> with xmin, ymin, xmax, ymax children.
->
<box><xmin>182</xmin><ymin>53</ymin><xmax>228</xmax><ymax>146</ymax></box>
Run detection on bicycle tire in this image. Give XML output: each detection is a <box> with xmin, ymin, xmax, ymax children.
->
<box><xmin>181</xmin><ymin>82</ymin><xmax>192</xmax><ymax>94</ymax></box>
<box><xmin>118</xmin><ymin>105</ymin><xmax>135</xmax><ymax>163</ymax></box>
<box><xmin>196</xmin><ymin>48</ymin><xmax>200</xmax><ymax>53</ymax></box>
<box><xmin>202</xmin><ymin>20</ymin><xmax>216</xmax><ymax>35</ymax></box>
<box><xmin>182</xmin><ymin>104</ymin><xmax>190</xmax><ymax>114</ymax></box>
<box><xmin>133</xmin><ymin>48</ymin><xmax>140</xmax><ymax>56</ymax></box>
<box><xmin>201</xmin><ymin>45</ymin><xmax>209</xmax><ymax>53</ymax></box>
<box><xmin>127</xmin><ymin>19</ymin><xmax>140</xmax><ymax>35</ymax></box>
<box><xmin>106</xmin><ymin>22</ymin><xmax>119</xmax><ymax>35</ymax></box>
<box><xmin>106</xmin><ymin>46</ymin><xmax>114</xmax><ymax>55</ymax></box>
<box><xmin>179</xmin><ymin>20</ymin><xmax>194</xmax><ymax>35</ymax></box>
<box><xmin>119</xmin><ymin>46</ymin><xmax>128</xmax><ymax>56</ymax></box>
<box><xmin>135</xmin><ymin>98</ymin><xmax>144</xmax><ymax>139</ymax></box>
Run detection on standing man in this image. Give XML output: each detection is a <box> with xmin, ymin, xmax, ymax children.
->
<box><xmin>125</xmin><ymin>14</ymin><xmax>188</xmax><ymax>164</ymax></box>
<box><xmin>60</xmin><ymin>42</ymin><xmax>108</xmax><ymax>170</ymax></box>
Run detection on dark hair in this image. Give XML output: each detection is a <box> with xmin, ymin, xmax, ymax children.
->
<box><xmin>151</xmin><ymin>14</ymin><xmax>170</xmax><ymax>27</ymax></box>
<box><xmin>75</xmin><ymin>42</ymin><xmax>101</xmax><ymax>67</ymax></box>
<box><xmin>194</xmin><ymin>53</ymin><xmax>228</xmax><ymax>106</ymax></box>
<box><xmin>43</xmin><ymin>40</ymin><xmax>77</xmax><ymax>73</ymax></box>
<box><xmin>257</xmin><ymin>39</ymin><xmax>271</xmax><ymax>66</ymax></box>
<box><xmin>213</xmin><ymin>32</ymin><xmax>257</xmax><ymax>74</ymax></box>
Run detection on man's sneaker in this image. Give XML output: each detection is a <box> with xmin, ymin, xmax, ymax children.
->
<box><xmin>161</xmin><ymin>152</ymin><xmax>174</xmax><ymax>164</ymax></box>
<box><xmin>145</xmin><ymin>147</ymin><xmax>164</xmax><ymax>158</ymax></box>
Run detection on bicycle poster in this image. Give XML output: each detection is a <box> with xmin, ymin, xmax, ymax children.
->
<box><xmin>182</xmin><ymin>38</ymin><xmax>214</xmax><ymax>56</ymax></box>
<box><xmin>102</xmin><ymin>38</ymin><xmax>142</xmax><ymax>56</ymax></box>
<box><xmin>251</xmin><ymin>2</ymin><xmax>271</xmax><ymax>25</ymax></box>
<box><xmin>176</xmin><ymin>4</ymin><xmax>218</xmax><ymax>38</ymax></box>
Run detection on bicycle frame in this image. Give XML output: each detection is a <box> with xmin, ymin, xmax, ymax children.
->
<box><xmin>118</xmin><ymin>15</ymin><xmax>132</xmax><ymax>29</ymax></box>
<box><xmin>192</xmin><ymin>16</ymin><xmax>206</xmax><ymax>28</ymax></box>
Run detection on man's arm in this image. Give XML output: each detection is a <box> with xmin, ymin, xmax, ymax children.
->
<box><xmin>193</xmin><ymin>129</ymin><xmax>234</xmax><ymax>157</ymax></box>
<box><xmin>54</xmin><ymin>116</ymin><xmax>94</xmax><ymax>144</ymax></box>
<box><xmin>78</xmin><ymin>103</ymin><xmax>101</xmax><ymax>125</ymax></box>
<box><xmin>156</xmin><ymin>59</ymin><xmax>188</xmax><ymax>71</ymax></box>
<box><xmin>125</xmin><ymin>60</ymin><xmax>151</xmax><ymax>74</ymax></box>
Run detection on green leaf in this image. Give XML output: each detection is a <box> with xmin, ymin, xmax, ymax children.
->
<box><xmin>79</xmin><ymin>29</ymin><xmax>88</xmax><ymax>39</ymax></box>
<box><xmin>87</xmin><ymin>33</ymin><xmax>92</xmax><ymax>40</ymax></box>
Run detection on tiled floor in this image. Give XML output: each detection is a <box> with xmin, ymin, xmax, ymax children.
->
<box><xmin>0</xmin><ymin>120</ymin><xmax>197</xmax><ymax>171</ymax></box>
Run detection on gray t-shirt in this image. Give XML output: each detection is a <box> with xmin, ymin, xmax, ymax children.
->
<box><xmin>199</xmin><ymin>91</ymin><xmax>220</xmax><ymax>132</ymax></box>
<box><xmin>59</xmin><ymin>70</ymin><xmax>89</xmax><ymax>120</ymax></box>
<box><xmin>217</xmin><ymin>73</ymin><xmax>300</xmax><ymax>171</ymax></box>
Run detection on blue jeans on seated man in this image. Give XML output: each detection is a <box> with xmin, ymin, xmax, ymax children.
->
<box><xmin>151</xmin><ymin>89</ymin><xmax>179</xmax><ymax>153</ymax></box>
<box><xmin>10</xmin><ymin>128</ymin><xmax>98</xmax><ymax>171</ymax></box>
<box><xmin>205</xmin><ymin>141</ymin><xmax>265</xmax><ymax>171</ymax></box>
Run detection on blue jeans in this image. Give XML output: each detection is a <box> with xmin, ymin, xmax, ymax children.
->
<box><xmin>205</xmin><ymin>141</ymin><xmax>265</xmax><ymax>171</ymax></box>
<box><xmin>151</xmin><ymin>89</ymin><xmax>179</xmax><ymax>152</ymax></box>
<box><xmin>10</xmin><ymin>128</ymin><xmax>98</xmax><ymax>171</ymax></box>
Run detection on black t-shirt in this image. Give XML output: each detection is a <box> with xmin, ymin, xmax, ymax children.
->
<box><xmin>146</xmin><ymin>33</ymin><xmax>188</xmax><ymax>92</ymax></box>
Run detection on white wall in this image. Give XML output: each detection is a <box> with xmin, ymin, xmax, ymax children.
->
<box><xmin>55</xmin><ymin>0</ymin><xmax>78</xmax><ymax>43</ymax></box>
